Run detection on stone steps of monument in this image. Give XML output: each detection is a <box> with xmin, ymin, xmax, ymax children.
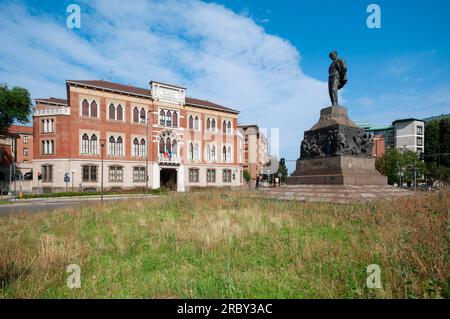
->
<box><xmin>251</xmin><ymin>185</ymin><xmax>412</xmax><ymax>204</ymax></box>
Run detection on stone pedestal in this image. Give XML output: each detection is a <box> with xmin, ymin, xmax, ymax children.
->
<box><xmin>287</xmin><ymin>106</ymin><xmax>387</xmax><ymax>186</ymax></box>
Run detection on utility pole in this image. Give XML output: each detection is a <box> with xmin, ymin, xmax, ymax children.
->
<box><xmin>100</xmin><ymin>139</ymin><xmax>106</xmax><ymax>203</ymax></box>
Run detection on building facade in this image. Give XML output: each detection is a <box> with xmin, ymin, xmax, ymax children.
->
<box><xmin>32</xmin><ymin>80</ymin><xmax>243</xmax><ymax>193</ymax></box>
<box><xmin>238</xmin><ymin>125</ymin><xmax>268</xmax><ymax>180</ymax></box>
<box><xmin>8</xmin><ymin>125</ymin><xmax>33</xmax><ymax>177</ymax></box>
<box><xmin>362</xmin><ymin>118</ymin><xmax>425</xmax><ymax>157</ymax></box>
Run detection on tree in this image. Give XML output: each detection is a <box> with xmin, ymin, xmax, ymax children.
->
<box><xmin>424</xmin><ymin>117</ymin><xmax>450</xmax><ymax>184</ymax></box>
<box><xmin>277</xmin><ymin>160</ymin><xmax>288</xmax><ymax>183</ymax></box>
<box><xmin>243</xmin><ymin>170</ymin><xmax>251</xmax><ymax>183</ymax></box>
<box><xmin>375</xmin><ymin>148</ymin><xmax>425</xmax><ymax>186</ymax></box>
<box><xmin>0</xmin><ymin>83</ymin><xmax>32</xmax><ymax>132</ymax></box>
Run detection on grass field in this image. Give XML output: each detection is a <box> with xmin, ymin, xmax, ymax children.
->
<box><xmin>0</xmin><ymin>190</ymin><xmax>448</xmax><ymax>298</ymax></box>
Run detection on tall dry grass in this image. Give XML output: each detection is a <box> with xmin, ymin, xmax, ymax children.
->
<box><xmin>0</xmin><ymin>189</ymin><xmax>448</xmax><ymax>298</ymax></box>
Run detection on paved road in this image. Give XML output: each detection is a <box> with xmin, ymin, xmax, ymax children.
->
<box><xmin>0</xmin><ymin>195</ymin><xmax>157</xmax><ymax>215</ymax></box>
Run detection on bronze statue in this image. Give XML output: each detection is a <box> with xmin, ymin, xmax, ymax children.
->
<box><xmin>328</xmin><ymin>51</ymin><xmax>347</xmax><ymax>106</ymax></box>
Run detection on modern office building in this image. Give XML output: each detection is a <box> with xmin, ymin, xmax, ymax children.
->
<box><xmin>361</xmin><ymin>118</ymin><xmax>425</xmax><ymax>157</ymax></box>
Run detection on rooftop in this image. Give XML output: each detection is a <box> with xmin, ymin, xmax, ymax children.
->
<box><xmin>65</xmin><ymin>80</ymin><xmax>239</xmax><ymax>114</ymax></box>
<box><xmin>8</xmin><ymin>125</ymin><xmax>33</xmax><ymax>134</ymax></box>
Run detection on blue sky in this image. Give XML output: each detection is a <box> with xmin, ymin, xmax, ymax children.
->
<box><xmin>0</xmin><ymin>0</ymin><xmax>449</xmax><ymax>171</ymax></box>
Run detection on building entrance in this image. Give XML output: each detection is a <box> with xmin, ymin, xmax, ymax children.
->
<box><xmin>160</xmin><ymin>168</ymin><xmax>177</xmax><ymax>191</ymax></box>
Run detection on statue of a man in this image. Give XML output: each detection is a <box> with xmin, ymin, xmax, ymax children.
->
<box><xmin>328</xmin><ymin>51</ymin><xmax>347</xmax><ymax>106</ymax></box>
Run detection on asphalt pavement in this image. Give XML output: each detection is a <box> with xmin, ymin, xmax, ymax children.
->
<box><xmin>0</xmin><ymin>194</ymin><xmax>158</xmax><ymax>215</ymax></box>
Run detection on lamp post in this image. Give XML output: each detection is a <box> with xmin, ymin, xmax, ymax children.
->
<box><xmin>100</xmin><ymin>138</ymin><xmax>106</xmax><ymax>203</ymax></box>
<box><xmin>146</xmin><ymin>112</ymin><xmax>149</xmax><ymax>194</ymax></box>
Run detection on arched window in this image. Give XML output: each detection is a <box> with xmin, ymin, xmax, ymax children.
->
<box><xmin>140</xmin><ymin>139</ymin><xmax>146</xmax><ymax>157</ymax></box>
<box><xmin>109</xmin><ymin>103</ymin><xmax>116</xmax><ymax>120</ymax></box>
<box><xmin>211</xmin><ymin>145</ymin><xmax>216</xmax><ymax>161</ymax></box>
<box><xmin>116</xmin><ymin>137</ymin><xmax>123</xmax><ymax>156</ymax></box>
<box><xmin>108</xmin><ymin>136</ymin><xmax>116</xmax><ymax>156</ymax></box>
<box><xmin>117</xmin><ymin>105</ymin><xmax>123</xmax><ymax>121</ymax></box>
<box><xmin>140</xmin><ymin>108</ymin><xmax>146</xmax><ymax>123</ymax></box>
<box><xmin>207</xmin><ymin>145</ymin><xmax>211</xmax><ymax>161</ymax></box>
<box><xmin>223</xmin><ymin>121</ymin><xmax>227</xmax><ymax>134</ymax></box>
<box><xmin>172</xmin><ymin>111</ymin><xmax>178</xmax><ymax>127</ymax></box>
<box><xmin>227</xmin><ymin>146</ymin><xmax>232</xmax><ymax>162</ymax></box>
<box><xmin>189</xmin><ymin>116</ymin><xmax>193</xmax><ymax>129</ymax></box>
<box><xmin>194</xmin><ymin>116</ymin><xmax>199</xmax><ymax>130</ymax></box>
<box><xmin>82</xmin><ymin>134</ymin><xmax>89</xmax><ymax>154</ymax></box>
<box><xmin>90</xmin><ymin>101</ymin><xmax>98</xmax><ymax>117</ymax></box>
<box><xmin>91</xmin><ymin>134</ymin><xmax>98</xmax><ymax>155</ymax></box>
<box><xmin>211</xmin><ymin>119</ymin><xmax>216</xmax><ymax>131</ymax></box>
<box><xmin>189</xmin><ymin>143</ymin><xmax>194</xmax><ymax>160</ymax></box>
<box><xmin>206</xmin><ymin>118</ymin><xmax>211</xmax><ymax>131</ymax></box>
<box><xmin>172</xmin><ymin>140</ymin><xmax>177</xmax><ymax>158</ymax></box>
<box><xmin>159</xmin><ymin>137</ymin><xmax>165</xmax><ymax>155</ymax></box>
<box><xmin>227</xmin><ymin>121</ymin><xmax>232</xmax><ymax>135</ymax></box>
<box><xmin>222</xmin><ymin>146</ymin><xmax>227</xmax><ymax>162</ymax></box>
<box><xmin>159</xmin><ymin>109</ymin><xmax>165</xmax><ymax>126</ymax></box>
<box><xmin>133</xmin><ymin>107</ymin><xmax>139</xmax><ymax>123</ymax></box>
<box><xmin>82</xmin><ymin>100</ymin><xmax>89</xmax><ymax>117</ymax></box>
<box><xmin>166</xmin><ymin>137</ymin><xmax>172</xmax><ymax>154</ymax></box>
<box><xmin>194</xmin><ymin>143</ymin><xmax>199</xmax><ymax>160</ymax></box>
<box><xmin>133</xmin><ymin>138</ymin><xmax>139</xmax><ymax>157</ymax></box>
<box><xmin>165</xmin><ymin>110</ymin><xmax>172</xmax><ymax>127</ymax></box>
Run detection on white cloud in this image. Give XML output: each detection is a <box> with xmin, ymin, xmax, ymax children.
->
<box><xmin>0</xmin><ymin>0</ymin><xmax>330</xmax><ymax>171</ymax></box>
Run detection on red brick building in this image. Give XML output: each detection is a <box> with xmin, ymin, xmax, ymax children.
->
<box><xmin>33</xmin><ymin>80</ymin><xmax>243</xmax><ymax>193</ymax></box>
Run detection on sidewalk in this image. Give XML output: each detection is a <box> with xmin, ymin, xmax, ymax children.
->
<box><xmin>5</xmin><ymin>193</ymin><xmax>159</xmax><ymax>204</ymax></box>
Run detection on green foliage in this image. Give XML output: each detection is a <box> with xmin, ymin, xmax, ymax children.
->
<box><xmin>277</xmin><ymin>160</ymin><xmax>288</xmax><ymax>182</ymax></box>
<box><xmin>375</xmin><ymin>148</ymin><xmax>426</xmax><ymax>185</ymax></box>
<box><xmin>424</xmin><ymin>118</ymin><xmax>450</xmax><ymax>183</ymax></box>
<box><xmin>243</xmin><ymin>170</ymin><xmax>251</xmax><ymax>182</ymax></box>
<box><xmin>0</xmin><ymin>83</ymin><xmax>32</xmax><ymax>132</ymax></box>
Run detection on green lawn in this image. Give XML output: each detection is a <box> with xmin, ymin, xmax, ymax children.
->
<box><xmin>0</xmin><ymin>190</ymin><xmax>448</xmax><ymax>298</ymax></box>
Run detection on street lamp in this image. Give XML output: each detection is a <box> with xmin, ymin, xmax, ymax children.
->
<box><xmin>100</xmin><ymin>138</ymin><xmax>106</xmax><ymax>203</ymax></box>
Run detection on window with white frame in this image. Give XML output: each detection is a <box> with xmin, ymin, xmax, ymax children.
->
<box><xmin>189</xmin><ymin>168</ymin><xmax>199</xmax><ymax>183</ymax></box>
<box><xmin>222</xmin><ymin>146</ymin><xmax>227</xmax><ymax>162</ymax></box>
<box><xmin>41</xmin><ymin>140</ymin><xmax>54</xmax><ymax>155</ymax></box>
<box><xmin>222</xmin><ymin>120</ymin><xmax>232</xmax><ymax>135</ymax></box>
<box><xmin>132</xmin><ymin>138</ymin><xmax>146</xmax><ymax>157</ymax></box>
<box><xmin>222</xmin><ymin>169</ymin><xmax>232</xmax><ymax>183</ymax></box>
<box><xmin>417</xmin><ymin>125</ymin><xmax>423</xmax><ymax>135</ymax></box>
<box><xmin>81</xmin><ymin>133</ymin><xmax>98</xmax><ymax>155</ymax></box>
<box><xmin>81</xmin><ymin>99</ymin><xmax>98</xmax><ymax>118</ymax></box>
<box><xmin>159</xmin><ymin>108</ymin><xmax>179</xmax><ymax>127</ymax></box>
<box><xmin>188</xmin><ymin>142</ymin><xmax>200</xmax><ymax>160</ymax></box>
<box><xmin>206</xmin><ymin>117</ymin><xmax>217</xmax><ymax>132</ymax></box>
<box><xmin>23</xmin><ymin>136</ymin><xmax>28</xmax><ymax>144</ymax></box>
<box><xmin>82</xmin><ymin>165</ymin><xmax>97</xmax><ymax>182</ymax></box>
<box><xmin>41</xmin><ymin>119</ymin><xmax>55</xmax><ymax>133</ymax></box>
<box><xmin>108</xmin><ymin>135</ymin><xmax>124</xmax><ymax>156</ymax></box>
<box><xmin>133</xmin><ymin>166</ymin><xmax>146</xmax><ymax>182</ymax></box>
<box><xmin>108</xmin><ymin>165</ymin><xmax>123</xmax><ymax>182</ymax></box>
<box><xmin>207</xmin><ymin>169</ymin><xmax>216</xmax><ymax>183</ymax></box>
<box><xmin>108</xmin><ymin>103</ymin><xmax>124</xmax><ymax>121</ymax></box>
<box><xmin>206</xmin><ymin>144</ymin><xmax>216</xmax><ymax>161</ymax></box>
<box><xmin>132</xmin><ymin>107</ymin><xmax>146</xmax><ymax>123</ymax></box>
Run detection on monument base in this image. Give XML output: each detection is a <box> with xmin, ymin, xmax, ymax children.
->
<box><xmin>287</xmin><ymin>156</ymin><xmax>387</xmax><ymax>185</ymax></box>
